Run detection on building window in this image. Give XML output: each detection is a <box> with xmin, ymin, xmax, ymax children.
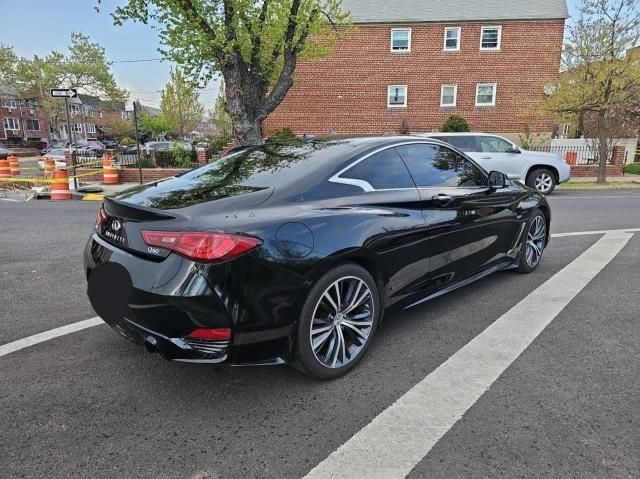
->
<box><xmin>85</xmin><ymin>123</ymin><xmax>96</xmax><ymax>135</ymax></box>
<box><xmin>3</xmin><ymin>117</ymin><xmax>20</xmax><ymax>131</ymax></box>
<box><xmin>387</xmin><ymin>85</ymin><xmax>408</xmax><ymax>107</ymax></box>
<box><xmin>390</xmin><ymin>28</ymin><xmax>411</xmax><ymax>52</ymax></box>
<box><xmin>444</xmin><ymin>27</ymin><xmax>461</xmax><ymax>51</ymax></box>
<box><xmin>480</xmin><ymin>26</ymin><xmax>502</xmax><ymax>50</ymax></box>
<box><xmin>99</xmin><ymin>111</ymin><xmax>104</xmax><ymax>118</ymax></box>
<box><xmin>1</xmin><ymin>98</ymin><xmax>18</xmax><ymax>109</ymax></box>
<box><xmin>475</xmin><ymin>83</ymin><xmax>497</xmax><ymax>106</ymax></box>
<box><xmin>83</xmin><ymin>105</ymin><xmax>93</xmax><ymax>117</ymax></box>
<box><xmin>440</xmin><ymin>85</ymin><xmax>457</xmax><ymax>107</ymax></box>
<box><xmin>72</xmin><ymin>123</ymin><xmax>83</xmax><ymax>133</ymax></box>
<box><xmin>562</xmin><ymin>124</ymin><xmax>571</xmax><ymax>137</ymax></box>
<box><xmin>70</xmin><ymin>104</ymin><xmax>80</xmax><ymax>115</ymax></box>
<box><xmin>26</xmin><ymin>119</ymin><xmax>40</xmax><ymax>131</ymax></box>
<box><xmin>121</xmin><ymin>110</ymin><xmax>132</xmax><ymax>120</ymax></box>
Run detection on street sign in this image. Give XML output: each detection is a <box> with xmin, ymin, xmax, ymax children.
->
<box><xmin>50</xmin><ymin>88</ymin><xmax>78</xmax><ymax>98</ymax></box>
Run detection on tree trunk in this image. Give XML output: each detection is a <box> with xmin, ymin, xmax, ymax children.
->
<box><xmin>223</xmin><ymin>64</ymin><xmax>268</xmax><ymax>147</ymax></box>
<box><xmin>596</xmin><ymin>111</ymin><xmax>608</xmax><ymax>184</ymax></box>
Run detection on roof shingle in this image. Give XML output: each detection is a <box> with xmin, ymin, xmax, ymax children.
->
<box><xmin>339</xmin><ymin>0</ymin><xmax>569</xmax><ymax>23</ymax></box>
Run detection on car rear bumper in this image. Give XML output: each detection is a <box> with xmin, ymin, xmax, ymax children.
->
<box><xmin>84</xmin><ymin>233</ymin><xmax>294</xmax><ymax>365</ymax></box>
<box><xmin>557</xmin><ymin>162</ymin><xmax>571</xmax><ymax>183</ymax></box>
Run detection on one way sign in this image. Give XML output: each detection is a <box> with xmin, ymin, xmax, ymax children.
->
<box><xmin>50</xmin><ymin>88</ymin><xmax>78</xmax><ymax>98</ymax></box>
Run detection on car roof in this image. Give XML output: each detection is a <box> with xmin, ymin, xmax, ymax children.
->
<box><xmin>419</xmin><ymin>132</ymin><xmax>506</xmax><ymax>138</ymax></box>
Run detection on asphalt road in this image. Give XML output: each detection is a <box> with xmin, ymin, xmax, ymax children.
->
<box><xmin>1</xmin><ymin>190</ymin><xmax>639</xmax><ymax>479</ymax></box>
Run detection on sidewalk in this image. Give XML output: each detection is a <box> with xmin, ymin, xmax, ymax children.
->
<box><xmin>76</xmin><ymin>182</ymin><xmax>139</xmax><ymax>201</ymax></box>
<box><xmin>569</xmin><ymin>175</ymin><xmax>640</xmax><ymax>183</ymax></box>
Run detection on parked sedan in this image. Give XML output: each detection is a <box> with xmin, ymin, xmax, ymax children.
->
<box><xmin>85</xmin><ymin>137</ymin><xmax>550</xmax><ymax>379</ymax></box>
<box><xmin>37</xmin><ymin>149</ymin><xmax>67</xmax><ymax>169</ymax></box>
<box><xmin>0</xmin><ymin>147</ymin><xmax>14</xmax><ymax>159</ymax></box>
<box><xmin>420</xmin><ymin>132</ymin><xmax>571</xmax><ymax>194</ymax></box>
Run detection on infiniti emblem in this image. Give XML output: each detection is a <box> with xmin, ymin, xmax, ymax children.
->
<box><xmin>111</xmin><ymin>219</ymin><xmax>122</xmax><ymax>231</ymax></box>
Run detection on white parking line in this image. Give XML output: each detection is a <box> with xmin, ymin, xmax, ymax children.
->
<box><xmin>552</xmin><ymin>228</ymin><xmax>640</xmax><ymax>238</ymax></box>
<box><xmin>304</xmin><ymin>232</ymin><xmax>632</xmax><ymax>479</ymax></box>
<box><xmin>0</xmin><ymin>317</ymin><xmax>103</xmax><ymax>359</ymax></box>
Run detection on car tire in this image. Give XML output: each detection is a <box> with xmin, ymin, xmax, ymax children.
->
<box><xmin>293</xmin><ymin>263</ymin><xmax>380</xmax><ymax>379</ymax></box>
<box><xmin>526</xmin><ymin>168</ymin><xmax>556</xmax><ymax>195</ymax></box>
<box><xmin>517</xmin><ymin>209</ymin><xmax>547</xmax><ymax>273</ymax></box>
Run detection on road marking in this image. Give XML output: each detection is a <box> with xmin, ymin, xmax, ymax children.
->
<box><xmin>0</xmin><ymin>317</ymin><xmax>103</xmax><ymax>359</ymax></box>
<box><xmin>304</xmin><ymin>232</ymin><xmax>632</xmax><ymax>479</ymax></box>
<box><xmin>552</xmin><ymin>228</ymin><xmax>640</xmax><ymax>238</ymax></box>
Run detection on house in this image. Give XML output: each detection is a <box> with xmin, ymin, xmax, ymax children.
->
<box><xmin>264</xmin><ymin>0</ymin><xmax>568</xmax><ymax>142</ymax></box>
<box><xmin>0</xmin><ymin>83</ymin><xmax>48</xmax><ymax>147</ymax></box>
<box><xmin>55</xmin><ymin>94</ymin><xmax>125</xmax><ymax>141</ymax></box>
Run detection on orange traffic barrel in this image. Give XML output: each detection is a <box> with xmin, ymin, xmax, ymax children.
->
<box><xmin>0</xmin><ymin>159</ymin><xmax>10</xmax><ymax>178</ymax></box>
<box><xmin>51</xmin><ymin>169</ymin><xmax>72</xmax><ymax>200</ymax></box>
<box><xmin>8</xmin><ymin>155</ymin><xmax>20</xmax><ymax>176</ymax></box>
<box><xmin>43</xmin><ymin>157</ymin><xmax>55</xmax><ymax>178</ymax></box>
<box><xmin>566</xmin><ymin>151</ymin><xmax>577</xmax><ymax>165</ymax></box>
<box><xmin>103</xmin><ymin>157</ymin><xmax>120</xmax><ymax>184</ymax></box>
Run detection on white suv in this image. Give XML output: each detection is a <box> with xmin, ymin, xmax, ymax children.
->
<box><xmin>419</xmin><ymin>132</ymin><xmax>571</xmax><ymax>194</ymax></box>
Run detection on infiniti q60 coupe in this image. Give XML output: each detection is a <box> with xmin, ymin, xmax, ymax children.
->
<box><xmin>85</xmin><ymin>137</ymin><xmax>550</xmax><ymax>379</ymax></box>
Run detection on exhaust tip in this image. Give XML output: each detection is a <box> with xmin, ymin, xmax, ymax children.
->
<box><xmin>144</xmin><ymin>335</ymin><xmax>158</xmax><ymax>353</ymax></box>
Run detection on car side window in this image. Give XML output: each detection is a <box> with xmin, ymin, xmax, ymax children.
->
<box><xmin>341</xmin><ymin>148</ymin><xmax>415</xmax><ymax>190</ymax></box>
<box><xmin>444</xmin><ymin>135</ymin><xmax>478</xmax><ymax>152</ymax></box>
<box><xmin>479</xmin><ymin>136</ymin><xmax>513</xmax><ymax>153</ymax></box>
<box><xmin>396</xmin><ymin>143</ymin><xmax>487</xmax><ymax>188</ymax></box>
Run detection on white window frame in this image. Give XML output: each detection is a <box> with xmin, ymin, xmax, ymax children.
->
<box><xmin>99</xmin><ymin>111</ymin><xmax>104</xmax><ymax>118</ymax></box>
<box><xmin>85</xmin><ymin>123</ymin><xmax>96</xmax><ymax>134</ymax></box>
<box><xmin>443</xmin><ymin>27</ymin><xmax>461</xmax><ymax>51</ymax></box>
<box><xmin>390</xmin><ymin>28</ymin><xmax>412</xmax><ymax>52</ymax></box>
<box><xmin>562</xmin><ymin>124</ymin><xmax>571</xmax><ymax>137</ymax></box>
<box><xmin>70</xmin><ymin>104</ymin><xmax>80</xmax><ymax>115</ymax></box>
<box><xmin>83</xmin><ymin>105</ymin><xmax>93</xmax><ymax>117</ymax></box>
<box><xmin>440</xmin><ymin>84</ymin><xmax>458</xmax><ymax>107</ymax></box>
<box><xmin>3</xmin><ymin>117</ymin><xmax>20</xmax><ymax>131</ymax></box>
<box><xmin>2</xmin><ymin>98</ymin><xmax>18</xmax><ymax>110</ymax></box>
<box><xmin>72</xmin><ymin>122</ymin><xmax>84</xmax><ymax>134</ymax></box>
<box><xmin>475</xmin><ymin>83</ymin><xmax>497</xmax><ymax>106</ymax></box>
<box><xmin>387</xmin><ymin>85</ymin><xmax>408</xmax><ymax>108</ymax></box>
<box><xmin>26</xmin><ymin>119</ymin><xmax>40</xmax><ymax>131</ymax></box>
<box><xmin>480</xmin><ymin>26</ymin><xmax>502</xmax><ymax>51</ymax></box>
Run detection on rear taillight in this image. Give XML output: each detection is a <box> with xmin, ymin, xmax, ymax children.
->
<box><xmin>96</xmin><ymin>206</ymin><xmax>106</xmax><ymax>228</ymax></box>
<box><xmin>186</xmin><ymin>328</ymin><xmax>232</xmax><ymax>341</ymax></box>
<box><xmin>141</xmin><ymin>230</ymin><xmax>262</xmax><ymax>262</ymax></box>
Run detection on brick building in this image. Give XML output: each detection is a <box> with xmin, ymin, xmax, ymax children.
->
<box><xmin>0</xmin><ymin>84</ymin><xmax>48</xmax><ymax>147</ymax></box>
<box><xmin>56</xmin><ymin>94</ymin><xmax>125</xmax><ymax>141</ymax></box>
<box><xmin>264</xmin><ymin>0</ymin><xmax>568</xmax><ymax>142</ymax></box>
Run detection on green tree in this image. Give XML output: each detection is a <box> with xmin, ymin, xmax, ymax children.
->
<box><xmin>105</xmin><ymin>0</ymin><xmax>349</xmax><ymax>146</ymax></box>
<box><xmin>104</xmin><ymin>118</ymin><xmax>135</xmax><ymax>141</ymax></box>
<box><xmin>0</xmin><ymin>34</ymin><xmax>127</xmax><ymax>141</ymax></box>
<box><xmin>545</xmin><ymin>0</ymin><xmax>640</xmax><ymax>183</ymax></box>
<box><xmin>160</xmin><ymin>68</ymin><xmax>205</xmax><ymax>138</ymax></box>
<box><xmin>442</xmin><ymin>114</ymin><xmax>470</xmax><ymax>132</ymax></box>
<box><xmin>211</xmin><ymin>81</ymin><xmax>232</xmax><ymax>136</ymax></box>
<box><xmin>139</xmin><ymin>111</ymin><xmax>173</xmax><ymax>140</ymax></box>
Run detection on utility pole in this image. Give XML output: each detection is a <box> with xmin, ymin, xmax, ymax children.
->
<box><xmin>64</xmin><ymin>96</ymin><xmax>78</xmax><ymax>189</ymax></box>
<box><xmin>132</xmin><ymin>100</ymin><xmax>143</xmax><ymax>185</ymax></box>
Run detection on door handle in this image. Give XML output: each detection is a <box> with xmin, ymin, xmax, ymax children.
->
<box><xmin>432</xmin><ymin>194</ymin><xmax>454</xmax><ymax>205</ymax></box>
<box><xmin>482</xmin><ymin>156</ymin><xmax>492</xmax><ymax>160</ymax></box>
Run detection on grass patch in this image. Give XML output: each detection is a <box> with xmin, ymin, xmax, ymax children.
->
<box><xmin>623</xmin><ymin>163</ymin><xmax>640</xmax><ymax>175</ymax></box>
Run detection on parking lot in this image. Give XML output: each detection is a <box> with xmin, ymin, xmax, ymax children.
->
<box><xmin>1</xmin><ymin>190</ymin><xmax>639</xmax><ymax>479</ymax></box>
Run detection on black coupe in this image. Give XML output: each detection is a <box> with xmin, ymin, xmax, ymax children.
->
<box><xmin>85</xmin><ymin>137</ymin><xmax>550</xmax><ymax>379</ymax></box>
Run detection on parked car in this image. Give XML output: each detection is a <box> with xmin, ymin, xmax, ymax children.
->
<box><xmin>85</xmin><ymin>137</ymin><xmax>550</xmax><ymax>379</ymax></box>
<box><xmin>41</xmin><ymin>141</ymin><xmax>68</xmax><ymax>155</ymax></box>
<box><xmin>0</xmin><ymin>147</ymin><xmax>14</xmax><ymax>159</ymax></box>
<box><xmin>418</xmin><ymin>132</ymin><xmax>571</xmax><ymax>194</ymax></box>
<box><xmin>38</xmin><ymin>149</ymin><xmax>67</xmax><ymax>169</ymax></box>
<box><xmin>143</xmin><ymin>141</ymin><xmax>173</xmax><ymax>155</ymax></box>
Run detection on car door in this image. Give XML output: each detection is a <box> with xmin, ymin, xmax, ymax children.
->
<box><xmin>395</xmin><ymin>142</ymin><xmax>520</xmax><ymax>289</ymax></box>
<box><xmin>329</xmin><ymin>146</ymin><xmax>432</xmax><ymax>307</ymax></box>
<box><xmin>477</xmin><ymin>135</ymin><xmax>523</xmax><ymax>179</ymax></box>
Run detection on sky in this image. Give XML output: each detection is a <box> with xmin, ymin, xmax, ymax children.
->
<box><xmin>0</xmin><ymin>0</ymin><xmax>581</xmax><ymax>110</ymax></box>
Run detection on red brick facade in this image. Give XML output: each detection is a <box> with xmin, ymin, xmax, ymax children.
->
<box><xmin>0</xmin><ymin>100</ymin><xmax>49</xmax><ymax>147</ymax></box>
<box><xmin>265</xmin><ymin>20</ymin><xmax>564</xmax><ymax>137</ymax></box>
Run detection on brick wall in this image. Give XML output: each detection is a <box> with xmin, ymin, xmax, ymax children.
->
<box><xmin>265</xmin><ymin>20</ymin><xmax>564</xmax><ymax>137</ymax></box>
<box><xmin>569</xmin><ymin>146</ymin><xmax>626</xmax><ymax>177</ymax></box>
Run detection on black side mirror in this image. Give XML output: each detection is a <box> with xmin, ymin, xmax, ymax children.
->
<box><xmin>488</xmin><ymin>171</ymin><xmax>507</xmax><ymax>188</ymax></box>
<box><xmin>509</xmin><ymin>146</ymin><xmax>521</xmax><ymax>154</ymax></box>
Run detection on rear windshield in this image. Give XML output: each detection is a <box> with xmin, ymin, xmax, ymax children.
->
<box><xmin>179</xmin><ymin>141</ymin><xmax>348</xmax><ymax>189</ymax></box>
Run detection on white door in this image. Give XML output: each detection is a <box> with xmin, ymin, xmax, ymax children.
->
<box><xmin>476</xmin><ymin>136</ymin><xmax>523</xmax><ymax>179</ymax></box>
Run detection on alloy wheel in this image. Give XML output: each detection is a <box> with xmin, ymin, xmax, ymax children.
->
<box><xmin>534</xmin><ymin>173</ymin><xmax>554</xmax><ymax>193</ymax></box>
<box><xmin>526</xmin><ymin>216</ymin><xmax>546</xmax><ymax>268</ymax></box>
<box><xmin>309</xmin><ymin>276</ymin><xmax>374</xmax><ymax>369</ymax></box>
